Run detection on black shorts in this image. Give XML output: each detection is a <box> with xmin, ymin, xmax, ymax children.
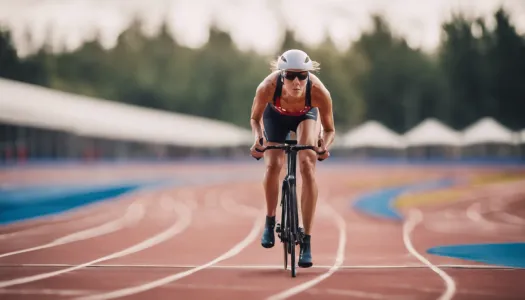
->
<box><xmin>263</xmin><ymin>104</ymin><xmax>319</xmax><ymax>143</ymax></box>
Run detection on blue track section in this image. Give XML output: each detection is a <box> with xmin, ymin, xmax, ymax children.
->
<box><xmin>0</xmin><ymin>180</ymin><xmax>165</xmax><ymax>225</ymax></box>
<box><xmin>351</xmin><ymin>177</ymin><xmax>525</xmax><ymax>269</ymax></box>
<box><xmin>427</xmin><ymin>243</ymin><xmax>525</xmax><ymax>268</ymax></box>
<box><xmin>0</xmin><ymin>172</ymin><xmax>258</xmax><ymax>225</ymax></box>
<box><xmin>352</xmin><ymin>178</ymin><xmax>457</xmax><ymax>221</ymax></box>
<box><xmin>352</xmin><ymin>187</ymin><xmax>408</xmax><ymax>220</ymax></box>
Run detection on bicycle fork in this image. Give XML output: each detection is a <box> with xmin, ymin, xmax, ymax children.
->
<box><xmin>275</xmin><ymin>175</ymin><xmax>305</xmax><ymax>247</ymax></box>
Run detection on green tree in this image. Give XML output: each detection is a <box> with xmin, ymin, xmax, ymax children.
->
<box><xmin>352</xmin><ymin>15</ymin><xmax>444</xmax><ymax>132</ymax></box>
<box><xmin>438</xmin><ymin>13</ymin><xmax>490</xmax><ymax>129</ymax></box>
<box><xmin>0</xmin><ymin>29</ymin><xmax>48</xmax><ymax>85</ymax></box>
<box><xmin>485</xmin><ymin>8</ymin><xmax>525</xmax><ymax>130</ymax></box>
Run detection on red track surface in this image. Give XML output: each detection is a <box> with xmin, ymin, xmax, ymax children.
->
<box><xmin>1</xmin><ymin>163</ymin><xmax>524</xmax><ymax>299</ymax></box>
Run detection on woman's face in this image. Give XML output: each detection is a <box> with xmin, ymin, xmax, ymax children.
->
<box><xmin>282</xmin><ymin>70</ymin><xmax>308</xmax><ymax>98</ymax></box>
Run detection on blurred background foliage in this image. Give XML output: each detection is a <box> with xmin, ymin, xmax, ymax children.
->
<box><xmin>1</xmin><ymin>7</ymin><xmax>524</xmax><ymax>134</ymax></box>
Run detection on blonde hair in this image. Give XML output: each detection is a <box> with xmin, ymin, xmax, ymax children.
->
<box><xmin>269</xmin><ymin>57</ymin><xmax>321</xmax><ymax>73</ymax></box>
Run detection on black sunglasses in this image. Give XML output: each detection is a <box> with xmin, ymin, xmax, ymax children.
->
<box><xmin>283</xmin><ymin>71</ymin><xmax>308</xmax><ymax>81</ymax></box>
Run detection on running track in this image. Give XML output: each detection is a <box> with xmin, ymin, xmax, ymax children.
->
<box><xmin>1</xmin><ymin>162</ymin><xmax>524</xmax><ymax>299</ymax></box>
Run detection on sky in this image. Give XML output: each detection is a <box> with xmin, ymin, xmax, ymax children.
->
<box><xmin>1</xmin><ymin>0</ymin><xmax>524</xmax><ymax>57</ymax></box>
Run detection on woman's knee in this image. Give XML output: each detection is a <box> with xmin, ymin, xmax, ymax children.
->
<box><xmin>265</xmin><ymin>151</ymin><xmax>284</xmax><ymax>175</ymax></box>
<box><xmin>299</xmin><ymin>151</ymin><xmax>316</xmax><ymax>178</ymax></box>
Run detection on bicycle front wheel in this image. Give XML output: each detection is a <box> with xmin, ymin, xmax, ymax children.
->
<box><xmin>287</xmin><ymin>182</ymin><xmax>299</xmax><ymax>277</ymax></box>
<box><xmin>290</xmin><ymin>237</ymin><xmax>296</xmax><ymax>277</ymax></box>
<box><xmin>281</xmin><ymin>180</ymin><xmax>289</xmax><ymax>270</ymax></box>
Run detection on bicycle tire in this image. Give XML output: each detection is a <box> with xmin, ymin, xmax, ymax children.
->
<box><xmin>290</xmin><ymin>237</ymin><xmax>296</xmax><ymax>277</ymax></box>
<box><xmin>288</xmin><ymin>181</ymin><xmax>298</xmax><ymax>278</ymax></box>
<box><xmin>291</xmin><ymin>184</ymin><xmax>299</xmax><ymax>239</ymax></box>
<box><xmin>283</xmin><ymin>241</ymin><xmax>288</xmax><ymax>270</ymax></box>
<box><xmin>281</xmin><ymin>183</ymin><xmax>288</xmax><ymax>270</ymax></box>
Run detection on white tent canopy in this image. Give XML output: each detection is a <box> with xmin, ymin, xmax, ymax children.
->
<box><xmin>461</xmin><ymin>117</ymin><xmax>516</xmax><ymax>146</ymax></box>
<box><xmin>0</xmin><ymin>78</ymin><xmax>252</xmax><ymax>148</ymax></box>
<box><xmin>339</xmin><ymin>120</ymin><xmax>405</xmax><ymax>149</ymax></box>
<box><xmin>403</xmin><ymin>118</ymin><xmax>462</xmax><ymax>147</ymax></box>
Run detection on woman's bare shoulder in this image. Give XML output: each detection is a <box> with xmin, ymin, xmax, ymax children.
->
<box><xmin>261</xmin><ymin>71</ymin><xmax>280</xmax><ymax>88</ymax></box>
<box><xmin>255</xmin><ymin>71</ymin><xmax>279</xmax><ymax>101</ymax></box>
<box><xmin>309</xmin><ymin>73</ymin><xmax>331</xmax><ymax>102</ymax></box>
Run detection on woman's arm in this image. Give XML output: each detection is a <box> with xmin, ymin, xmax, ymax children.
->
<box><xmin>312</xmin><ymin>79</ymin><xmax>336</xmax><ymax>149</ymax></box>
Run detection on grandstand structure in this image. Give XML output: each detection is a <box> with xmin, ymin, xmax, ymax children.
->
<box><xmin>0</xmin><ymin>78</ymin><xmax>253</xmax><ymax>164</ymax></box>
<box><xmin>1</xmin><ymin>78</ymin><xmax>524</xmax><ymax>164</ymax></box>
<box><xmin>336</xmin><ymin>118</ymin><xmax>524</xmax><ymax>160</ymax></box>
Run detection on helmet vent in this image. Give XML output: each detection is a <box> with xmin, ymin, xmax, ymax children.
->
<box><xmin>304</xmin><ymin>56</ymin><xmax>310</xmax><ymax>63</ymax></box>
<box><xmin>281</xmin><ymin>56</ymin><xmax>287</xmax><ymax>62</ymax></box>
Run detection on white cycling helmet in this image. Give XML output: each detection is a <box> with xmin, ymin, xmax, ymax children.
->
<box><xmin>276</xmin><ymin>49</ymin><xmax>313</xmax><ymax>71</ymax></box>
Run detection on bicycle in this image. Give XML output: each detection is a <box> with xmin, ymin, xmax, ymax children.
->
<box><xmin>254</xmin><ymin>137</ymin><xmax>326</xmax><ymax>277</ymax></box>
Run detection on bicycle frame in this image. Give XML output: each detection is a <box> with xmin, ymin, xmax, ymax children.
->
<box><xmin>254</xmin><ymin>138</ymin><xmax>325</xmax><ymax>277</ymax></box>
<box><xmin>281</xmin><ymin>139</ymin><xmax>301</xmax><ymax>241</ymax></box>
<box><xmin>276</xmin><ymin>140</ymin><xmax>301</xmax><ymax>277</ymax></box>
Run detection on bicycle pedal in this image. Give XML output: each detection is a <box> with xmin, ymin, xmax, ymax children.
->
<box><xmin>296</xmin><ymin>229</ymin><xmax>305</xmax><ymax>244</ymax></box>
<box><xmin>275</xmin><ymin>223</ymin><xmax>281</xmax><ymax>233</ymax></box>
<box><xmin>296</xmin><ymin>227</ymin><xmax>303</xmax><ymax>235</ymax></box>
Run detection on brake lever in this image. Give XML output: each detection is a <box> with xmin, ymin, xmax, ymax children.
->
<box><xmin>254</xmin><ymin>137</ymin><xmax>265</xmax><ymax>160</ymax></box>
<box><xmin>317</xmin><ymin>139</ymin><xmax>327</xmax><ymax>160</ymax></box>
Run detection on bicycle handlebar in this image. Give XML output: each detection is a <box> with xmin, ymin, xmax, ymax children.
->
<box><xmin>256</xmin><ymin>144</ymin><xmax>325</xmax><ymax>154</ymax></box>
<box><xmin>253</xmin><ymin>138</ymin><xmax>327</xmax><ymax>161</ymax></box>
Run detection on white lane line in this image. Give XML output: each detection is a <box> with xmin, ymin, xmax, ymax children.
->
<box><xmin>266</xmin><ymin>202</ymin><xmax>347</xmax><ymax>300</ymax></box>
<box><xmin>403</xmin><ymin>209</ymin><xmax>456</xmax><ymax>300</ymax></box>
<box><xmin>164</xmin><ymin>283</ymin><xmax>391</xmax><ymax>299</ymax></box>
<box><xmin>0</xmin><ymin>211</ymin><xmax>115</xmax><ymax>241</ymax></box>
<box><xmin>0</xmin><ymin>200</ymin><xmax>146</xmax><ymax>259</ymax></box>
<box><xmin>0</xmin><ymin>196</ymin><xmax>192</xmax><ymax>289</ymax></box>
<box><xmin>75</xmin><ymin>213</ymin><xmax>265</xmax><ymax>300</ymax></box>
<box><xmin>0</xmin><ymin>288</ymin><xmax>92</xmax><ymax>296</ymax></box>
<box><xmin>0</xmin><ymin>263</ymin><xmax>515</xmax><ymax>269</ymax></box>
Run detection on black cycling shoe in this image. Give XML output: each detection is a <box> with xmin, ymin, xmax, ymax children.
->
<box><xmin>298</xmin><ymin>234</ymin><xmax>313</xmax><ymax>268</ymax></box>
<box><xmin>261</xmin><ymin>216</ymin><xmax>275</xmax><ymax>248</ymax></box>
